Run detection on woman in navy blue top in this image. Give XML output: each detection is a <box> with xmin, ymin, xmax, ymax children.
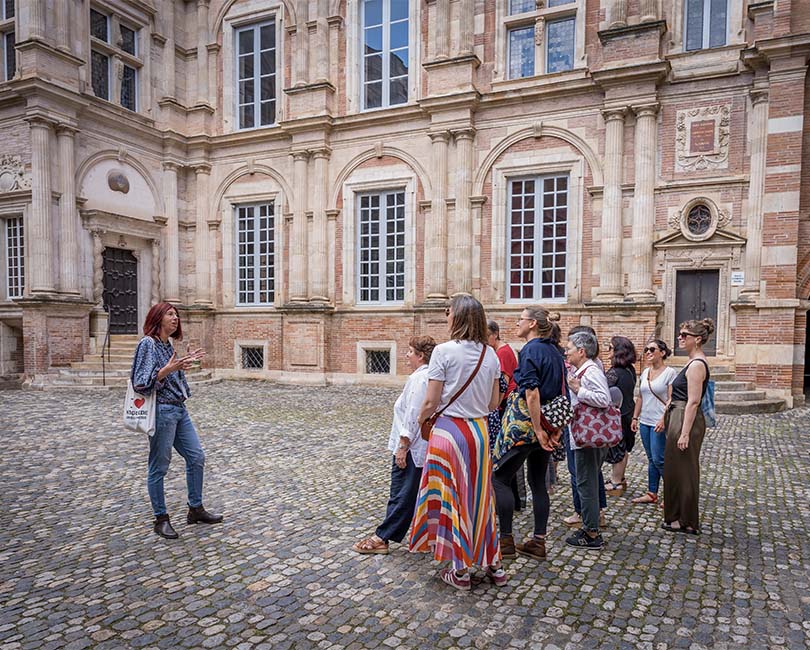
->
<box><xmin>492</xmin><ymin>306</ymin><xmax>566</xmax><ymax>562</ymax></box>
<box><xmin>131</xmin><ymin>302</ymin><xmax>222</xmax><ymax>539</ymax></box>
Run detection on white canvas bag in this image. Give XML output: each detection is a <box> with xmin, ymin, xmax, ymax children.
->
<box><xmin>123</xmin><ymin>380</ymin><xmax>156</xmax><ymax>435</ymax></box>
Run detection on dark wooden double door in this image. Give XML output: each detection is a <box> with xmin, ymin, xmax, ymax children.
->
<box><xmin>674</xmin><ymin>270</ymin><xmax>718</xmax><ymax>356</ymax></box>
<box><xmin>102</xmin><ymin>248</ymin><xmax>138</xmax><ymax>334</ymax></box>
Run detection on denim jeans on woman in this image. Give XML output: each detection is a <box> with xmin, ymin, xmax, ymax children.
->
<box><xmin>148</xmin><ymin>403</ymin><xmax>206</xmax><ymax>517</ymax></box>
<box><xmin>563</xmin><ymin>427</ymin><xmax>606</xmax><ymax>513</ymax></box>
<box><xmin>639</xmin><ymin>423</ymin><xmax>666</xmax><ymax>494</ymax></box>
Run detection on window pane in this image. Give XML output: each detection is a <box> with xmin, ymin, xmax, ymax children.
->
<box><xmin>509</xmin><ymin>0</ymin><xmax>534</xmax><ymax>14</ymax></box>
<box><xmin>237</xmin><ymin>203</ymin><xmax>274</xmax><ymax>304</ymax></box>
<box><xmin>508</xmin><ymin>27</ymin><xmax>534</xmax><ymax>79</ymax></box>
<box><xmin>6</xmin><ymin>216</ymin><xmax>24</xmax><ymax>299</ymax></box>
<box><xmin>391</xmin><ymin>0</ymin><xmax>408</xmax><ymax>21</ymax></box>
<box><xmin>4</xmin><ymin>0</ymin><xmax>14</xmax><ymax>19</ymax></box>
<box><xmin>365</xmin><ymin>54</ymin><xmax>383</xmax><ymax>82</ymax></box>
<box><xmin>685</xmin><ymin>0</ymin><xmax>704</xmax><ymax>51</ymax></box>
<box><xmin>238</xmin><ymin>29</ymin><xmax>254</xmax><ymax>55</ymax></box>
<box><xmin>240</xmin><ymin>104</ymin><xmax>254</xmax><ymax>129</ymax></box>
<box><xmin>91</xmin><ymin>50</ymin><xmax>109</xmax><ymax>100</ymax></box>
<box><xmin>389</xmin><ymin>77</ymin><xmax>407</xmax><ymax>105</ymax></box>
<box><xmin>364</xmin><ymin>26</ymin><xmax>383</xmax><ymax>53</ymax></box>
<box><xmin>120</xmin><ymin>25</ymin><xmax>136</xmax><ymax>55</ymax></box>
<box><xmin>90</xmin><ymin>9</ymin><xmax>108</xmax><ymax>41</ymax></box>
<box><xmin>364</xmin><ymin>0</ymin><xmax>383</xmax><ymax>26</ymax></box>
<box><xmin>120</xmin><ymin>65</ymin><xmax>136</xmax><ymax>111</ymax></box>
<box><xmin>548</xmin><ymin>0</ymin><xmax>574</xmax><ymax>5</ymax></box>
<box><xmin>260</xmin><ymin>24</ymin><xmax>276</xmax><ymax>49</ymax></box>
<box><xmin>239</xmin><ymin>54</ymin><xmax>254</xmax><ymax>79</ymax></box>
<box><xmin>390</xmin><ymin>20</ymin><xmax>409</xmax><ymax>50</ymax></box>
<box><xmin>390</xmin><ymin>49</ymin><xmax>408</xmax><ymax>77</ymax></box>
<box><xmin>709</xmin><ymin>0</ymin><xmax>727</xmax><ymax>48</ymax></box>
<box><xmin>260</xmin><ymin>75</ymin><xmax>275</xmax><ymax>101</ymax></box>
<box><xmin>260</xmin><ymin>101</ymin><xmax>275</xmax><ymax>125</ymax></box>
<box><xmin>546</xmin><ymin>17</ymin><xmax>574</xmax><ymax>73</ymax></box>
<box><xmin>260</xmin><ymin>49</ymin><xmax>275</xmax><ymax>75</ymax></box>
<box><xmin>240</xmin><ymin>79</ymin><xmax>255</xmax><ymax>104</ymax></box>
<box><xmin>4</xmin><ymin>32</ymin><xmax>15</xmax><ymax>81</ymax></box>
<box><xmin>365</xmin><ymin>81</ymin><xmax>382</xmax><ymax>109</ymax></box>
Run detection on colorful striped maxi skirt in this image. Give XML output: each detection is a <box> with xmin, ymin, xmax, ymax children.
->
<box><xmin>408</xmin><ymin>415</ymin><xmax>501</xmax><ymax>571</ymax></box>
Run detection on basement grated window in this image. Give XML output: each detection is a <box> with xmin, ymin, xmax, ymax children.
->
<box><xmin>365</xmin><ymin>349</ymin><xmax>391</xmax><ymax>374</ymax></box>
<box><xmin>241</xmin><ymin>346</ymin><xmax>264</xmax><ymax>370</ymax></box>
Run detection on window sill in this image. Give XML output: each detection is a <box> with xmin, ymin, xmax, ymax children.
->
<box><xmin>489</xmin><ymin>67</ymin><xmax>589</xmax><ymax>94</ymax></box>
<box><xmin>666</xmin><ymin>44</ymin><xmax>745</xmax><ymax>82</ymax></box>
<box><xmin>83</xmin><ymin>92</ymin><xmax>152</xmax><ymax>125</ymax></box>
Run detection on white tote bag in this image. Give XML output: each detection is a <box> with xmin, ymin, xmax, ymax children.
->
<box><xmin>123</xmin><ymin>379</ymin><xmax>156</xmax><ymax>436</ymax></box>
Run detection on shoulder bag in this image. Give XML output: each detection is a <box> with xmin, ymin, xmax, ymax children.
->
<box><xmin>570</xmin><ymin>365</ymin><xmax>623</xmax><ymax>449</ymax></box>
<box><xmin>123</xmin><ymin>338</ymin><xmax>157</xmax><ymax>436</ymax></box>
<box><xmin>646</xmin><ymin>368</ymin><xmax>669</xmax><ymax>406</ymax></box>
<box><xmin>420</xmin><ymin>344</ymin><xmax>487</xmax><ymax>441</ymax></box>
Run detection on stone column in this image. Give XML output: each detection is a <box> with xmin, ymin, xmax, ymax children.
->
<box><xmin>92</xmin><ymin>229</ymin><xmax>104</xmax><ymax>306</ymax></box>
<box><xmin>627</xmin><ymin>103</ymin><xmax>658</xmax><ymax>301</ymax></box>
<box><xmin>451</xmin><ymin>129</ymin><xmax>475</xmax><ymax>294</ymax></box>
<box><xmin>310</xmin><ymin>149</ymin><xmax>330</xmax><ymax>302</ymax></box>
<box><xmin>163</xmin><ymin>0</ymin><xmax>176</xmax><ymax>98</ymax></box>
<box><xmin>639</xmin><ymin>0</ymin><xmax>657</xmax><ymax>22</ymax></box>
<box><xmin>609</xmin><ymin>0</ymin><xmax>627</xmax><ymax>28</ymax></box>
<box><xmin>162</xmin><ymin>162</ymin><xmax>180</xmax><ymax>302</ymax></box>
<box><xmin>458</xmin><ymin>0</ymin><xmax>474</xmax><ymax>56</ymax></box>
<box><xmin>27</xmin><ymin>116</ymin><xmax>55</xmax><ymax>294</ymax></box>
<box><xmin>435</xmin><ymin>0</ymin><xmax>449</xmax><ymax>59</ymax></box>
<box><xmin>29</xmin><ymin>0</ymin><xmax>44</xmax><ymax>40</ymax></box>
<box><xmin>55</xmin><ymin>0</ymin><xmax>69</xmax><ymax>50</ymax></box>
<box><xmin>426</xmin><ymin>132</ymin><xmax>449</xmax><ymax>299</ymax></box>
<box><xmin>196</xmin><ymin>0</ymin><xmax>210</xmax><ymax>105</ymax></box>
<box><xmin>741</xmin><ymin>89</ymin><xmax>769</xmax><ymax>298</ymax></box>
<box><xmin>193</xmin><ymin>164</ymin><xmax>212</xmax><ymax>305</ymax></box>
<box><xmin>151</xmin><ymin>238</ymin><xmax>161</xmax><ymax>304</ymax></box>
<box><xmin>56</xmin><ymin>124</ymin><xmax>80</xmax><ymax>295</ymax></box>
<box><xmin>597</xmin><ymin>107</ymin><xmax>626</xmax><ymax>301</ymax></box>
<box><xmin>315</xmin><ymin>0</ymin><xmax>330</xmax><ymax>83</ymax></box>
<box><xmin>289</xmin><ymin>151</ymin><xmax>310</xmax><ymax>301</ymax></box>
<box><xmin>207</xmin><ymin>222</ymin><xmax>219</xmax><ymax>305</ymax></box>
<box><xmin>295</xmin><ymin>0</ymin><xmax>309</xmax><ymax>85</ymax></box>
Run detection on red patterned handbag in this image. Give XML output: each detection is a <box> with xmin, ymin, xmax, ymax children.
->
<box><xmin>570</xmin><ymin>366</ymin><xmax>623</xmax><ymax>449</ymax></box>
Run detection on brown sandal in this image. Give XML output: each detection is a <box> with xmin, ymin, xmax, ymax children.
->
<box><xmin>632</xmin><ymin>491</ymin><xmax>658</xmax><ymax>504</ymax></box>
<box><xmin>352</xmin><ymin>536</ymin><xmax>389</xmax><ymax>555</ymax></box>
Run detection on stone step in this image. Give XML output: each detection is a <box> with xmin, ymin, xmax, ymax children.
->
<box><xmin>710</xmin><ymin>372</ymin><xmax>735</xmax><ymax>382</ymax></box>
<box><xmin>715</xmin><ymin>390</ymin><xmax>768</xmax><ymax>402</ymax></box>
<box><xmin>715</xmin><ymin>399</ymin><xmax>786</xmax><ymax>415</ymax></box>
<box><xmin>48</xmin><ymin>370</ymin><xmax>213</xmax><ymax>387</ymax></box>
<box><xmin>714</xmin><ymin>381</ymin><xmax>754</xmax><ymax>392</ymax></box>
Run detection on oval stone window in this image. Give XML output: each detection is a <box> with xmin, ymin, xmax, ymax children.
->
<box><xmin>686</xmin><ymin>204</ymin><xmax>712</xmax><ymax>236</ymax></box>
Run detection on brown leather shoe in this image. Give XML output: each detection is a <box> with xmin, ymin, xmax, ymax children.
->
<box><xmin>500</xmin><ymin>534</ymin><xmax>516</xmax><ymax>559</ymax></box>
<box><xmin>187</xmin><ymin>505</ymin><xmax>223</xmax><ymax>525</ymax></box>
<box><xmin>516</xmin><ymin>536</ymin><xmax>547</xmax><ymax>561</ymax></box>
<box><xmin>154</xmin><ymin>514</ymin><xmax>179</xmax><ymax>539</ymax></box>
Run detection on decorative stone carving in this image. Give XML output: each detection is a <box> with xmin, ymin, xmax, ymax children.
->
<box><xmin>0</xmin><ymin>155</ymin><xmax>30</xmax><ymax>192</ymax></box>
<box><xmin>670</xmin><ymin>196</ymin><xmax>730</xmax><ymax>242</ymax></box>
<box><xmin>107</xmin><ymin>170</ymin><xmax>131</xmax><ymax>194</ymax></box>
<box><xmin>675</xmin><ymin>105</ymin><xmax>731</xmax><ymax>172</ymax></box>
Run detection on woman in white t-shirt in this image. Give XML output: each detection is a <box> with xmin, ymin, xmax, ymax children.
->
<box><xmin>409</xmin><ymin>294</ymin><xmax>504</xmax><ymax>591</ymax></box>
<box><xmin>630</xmin><ymin>338</ymin><xmax>678</xmax><ymax>505</ymax></box>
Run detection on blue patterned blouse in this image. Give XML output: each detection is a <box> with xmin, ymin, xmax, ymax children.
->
<box><xmin>131</xmin><ymin>336</ymin><xmax>190</xmax><ymax>405</ymax></box>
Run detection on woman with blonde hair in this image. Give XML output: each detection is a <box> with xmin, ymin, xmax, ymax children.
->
<box><xmin>410</xmin><ymin>295</ymin><xmax>504</xmax><ymax>590</ymax></box>
<box><xmin>662</xmin><ymin>318</ymin><xmax>714</xmax><ymax>535</ymax></box>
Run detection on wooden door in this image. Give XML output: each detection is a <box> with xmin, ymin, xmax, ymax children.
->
<box><xmin>102</xmin><ymin>248</ymin><xmax>138</xmax><ymax>334</ymax></box>
<box><xmin>674</xmin><ymin>270</ymin><xmax>718</xmax><ymax>356</ymax></box>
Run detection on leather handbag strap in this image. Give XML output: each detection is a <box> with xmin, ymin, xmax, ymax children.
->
<box><xmin>646</xmin><ymin>369</ymin><xmax>668</xmax><ymax>406</ymax></box>
<box><xmin>435</xmin><ymin>344</ymin><xmax>488</xmax><ymax>417</ymax></box>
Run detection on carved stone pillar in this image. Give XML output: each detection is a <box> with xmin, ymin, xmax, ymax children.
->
<box><xmin>435</xmin><ymin>0</ymin><xmax>449</xmax><ymax>59</ymax></box>
<box><xmin>295</xmin><ymin>0</ymin><xmax>309</xmax><ymax>85</ymax></box>
<box><xmin>193</xmin><ymin>164</ymin><xmax>212</xmax><ymax>305</ymax></box>
<box><xmin>27</xmin><ymin>116</ymin><xmax>55</xmax><ymax>294</ymax></box>
<box><xmin>315</xmin><ymin>0</ymin><xmax>330</xmax><ymax>83</ymax></box>
<box><xmin>162</xmin><ymin>162</ymin><xmax>180</xmax><ymax>302</ymax></box>
<box><xmin>196</xmin><ymin>0</ymin><xmax>210</xmax><ymax>104</ymax></box>
<box><xmin>609</xmin><ymin>0</ymin><xmax>627</xmax><ymax>28</ymax></box>
<box><xmin>56</xmin><ymin>124</ymin><xmax>80</xmax><ymax>295</ymax></box>
<box><xmin>458</xmin><ymin>0</ymin><xmax>474</xmax><ymax>56</ymax></box>
<box><xmin>451</xmin><ymin>129</ymin><xmax>475</xmax><ymax>294</ymax></box>
<box><xmin>741</xmin><ymin>89</ymin><xmax>769</xmax><ymax>298</ymax></box>
<box><xmin>92</xmin><ymin>229</ymin><xmax>104</xmax><ymax>305</ymax></box>
<box><xmin>163</xmin><ymin>0</ymin><xmax>176</xmax><ymax>98</ymax></box>
<box><xmin>29</xmin><ymin>0</ymin><xmax>44</xmax><ymax>40</ymax></box>
<box><xmin>310</xmin><ymin>149</ymin><xmax>330</xmax><ymax>302</ymax></box>
<box><xmin>55</xmin><ymin>0</ymin><xmax>69</xmax><ymax>50</ymax></box>
<box><xmin>289</xmin><ymin>151</ymin><xmax>310</xmax><ymax>301</ymax></box>
<box><xmin>639</xmin><ymin>0</ymin><xmax>657</xmax><ymax>22</ymax></box>
<box><xmin>151</xmin><ymin>238</ymin><xmax>161</xmax><ymax>304</ymax></box>
<box><xmin>596</xmin><ymin>108</ymin><xmax>626</xmax><ymax>301</ymax></box>
<box><xmin>628</xmin><ymin>104</ymin><xmax>658</xmax><ymax>301</ymax></box>
<box><xmin>426</xmin><ymin>132</ymin><xmax>449</xmax><ymax>299</ymax></box>
<box><xmin>207</xmin><ymin>221</ymin><xmax>219</xmax><ymax>305</ymax></box>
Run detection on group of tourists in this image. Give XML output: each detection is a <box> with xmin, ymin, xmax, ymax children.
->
<box><xmin>128</xmin><ymin>297</ymin><xmax>714</xmax><ymax>591</ymax></box>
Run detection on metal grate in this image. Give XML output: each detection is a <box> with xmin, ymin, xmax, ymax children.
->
<box><xmin>687</xmin><ymin>204</ymin><xmax>712</xmax><ymax>236</ymax></box>
<box><xmin>365</xmin><ymin>349</ymin><xmax>391</xmax><ymax>375</ymax></box>
<box><xmin>241</xmin><ymin>346</ymin><xmax>264</xmax><ymax>370</ymax></box>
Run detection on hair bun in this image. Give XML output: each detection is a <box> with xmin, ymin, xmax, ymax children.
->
<box><xmin>548</xmin><ymin>312</ymin><xmax>561</xmax><ymax>322</ymax></box>
<box><xmin>701</xmin><ymin>318</ymin><xmax>715</xmax><ymax>335</ymax></box>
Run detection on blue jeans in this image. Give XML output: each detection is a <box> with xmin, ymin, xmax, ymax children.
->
<box><xmin>148</xmin><ymin>404</ymin><xmax>206</xmax><ymax>517</ymax></box>
<box><xmin>564</xmin><ymin>428</ymin><xmax>606</xmax><ymax>513</ymax></box>
<box><xmin>375</xmin><ymin>454</ymin><xmax>422</xmax><ymax>543</ymax></box>
<box><xmin>639</xmin><ymin>423</ymin><xmax>666</xmax><ymax>494</ymax></box>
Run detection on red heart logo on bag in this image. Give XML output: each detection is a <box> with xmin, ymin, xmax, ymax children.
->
<box><xmin>134</xmin><ymin>398</ymin><xmax>145</xmax><ymax>408</ymax></box>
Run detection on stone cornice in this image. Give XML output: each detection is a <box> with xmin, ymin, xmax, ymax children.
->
<box><xmin>591</xmin><ymin>61</ymin><xmax>669</xmax><ymax>88</ymax></box>
<box><xmin>80</xmin><ymin>209</ymin><xmax>165</xmax><ymax>241</ymax></box>
<box><xmin>283</xmin><ymin>80</ymin><xmax>336</xmax><ymax>96</ymax></box>
<box><xmin>597</xmin><ymin>20</ymin><xmax>667</xmax><ymax>45</ymax></box>
<box><xmin>14</xmin><ymin>39</ymin><xmax>85</xmax><ymax>67</ymax></box>
<box><xmin>422</xmin><ymin>53</ymin><xmax>481</xmax><ymax>71</ymax></box>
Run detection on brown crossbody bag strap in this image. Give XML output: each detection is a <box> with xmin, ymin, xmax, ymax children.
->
<box><xmin>647</xmin><ymin>369</ymin><xmax>668</xmax><ymax>406</ymax></box>
<box><xmin>420</xmin><ymin>344</ymin><xmax>487</xmax><ymax>440</ymax></box>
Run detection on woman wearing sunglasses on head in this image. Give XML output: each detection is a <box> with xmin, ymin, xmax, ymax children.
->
<box><xmin>662</xmin><ymin>319</ymin><xmax>714</xmax><ymax>535</ymax></box>
<box><xmin>630</xmin><ymin>339</ymin><xmax>678</xmax><ymax>506</ymax></box>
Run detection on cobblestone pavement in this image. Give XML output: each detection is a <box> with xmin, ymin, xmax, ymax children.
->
<box><xmin>1</xmin><ymin>381</ymin><xmax>809</xmax><ymax>650</ymax></box>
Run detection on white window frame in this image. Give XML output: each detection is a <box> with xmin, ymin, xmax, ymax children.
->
<box><xmin>490</xmin><ymin>153</ymin><xmax>584</xmax><ymax>304</ymax></box>
<box><xmin>222</xmin><ymin>6</ymin><xmax>284</xmax><ymax>133</ymax></box>
<box><xmin>359</xmin><ymin>0</ymin><xmax>410</xmax><ymax>111</ymax></box>
<box><xmin>1</xmin><ymin>0</ymin><xmax>14</xmax><ymax>82</ymax></box>
<box><xmin>356</xmin><ymin>188</ymin><xmax>406</xmax><ymax>305</ymax></box>
<box><xmin>683</xmin><ymin>0</ymin><xmax>728</xmax><ymax>52</ymax></box>
<box><xmin>234</xmin><ymin>201</ymin><xmax>276</xmax><ymax>307</ymax></box>
<box><xmin>234</xmin><ymin>20</ymin><xmax>278</xmax><ymax>131</ymax></box>
<box><xmin>89</xmin><ymin>7</ymin><xmax>143</xmax><ymax>111</ymax></box>
<box><xmin>2</xmin><ymin>214</ymin><xmax>24</xmax><ymax>300</ymax></box>
<box><xmin>497</xmin><ymin>0</ymin><xmax>583</xmax><ymax>83</ymax></box>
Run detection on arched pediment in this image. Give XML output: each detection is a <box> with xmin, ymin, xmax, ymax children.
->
<box><xmin>76</xmin><ymin>151</ymin><xmax>162</xmax><ymax>220</ymax></box>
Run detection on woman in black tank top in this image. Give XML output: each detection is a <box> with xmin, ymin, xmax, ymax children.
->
<box><xmin>662</xmin><ymin>318</ymin><xmax>714</xmax><ymax>535</ymax></box>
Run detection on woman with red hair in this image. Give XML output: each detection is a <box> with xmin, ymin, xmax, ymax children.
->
<box><xmin>131</xmin><ymin>302</ymin><xmax>222</xmax><ymax>539</ymax></box>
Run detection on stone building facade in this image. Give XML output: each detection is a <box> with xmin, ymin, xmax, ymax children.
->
<box><xmin>0</xmin><ymin>0</ymin><xmax>808</xmax><ymax>405</ymax></box>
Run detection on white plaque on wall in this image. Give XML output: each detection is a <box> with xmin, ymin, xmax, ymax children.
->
<box><xmin>731</xmin><ymin>271</ymin><xmax>744</xmax><ymax>286</ymax></box>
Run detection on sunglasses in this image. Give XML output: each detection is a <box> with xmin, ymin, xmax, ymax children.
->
<box><xmin>678</xmin><ymin>331</ymin><xmax>697</xmax><ymax>339</ymax></box>
<box><xmin>644</xmin><ymin>346</ymin><xmax>659</xmax><ymax>353</ymax></box>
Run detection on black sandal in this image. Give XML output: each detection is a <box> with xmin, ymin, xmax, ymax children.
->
<box><xmin>661</xmin><ymin>522</ymin><xmax>679</xmax><ymax>533</ymax></box>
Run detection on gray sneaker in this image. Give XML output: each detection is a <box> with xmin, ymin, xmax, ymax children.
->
<box><xmin>565</xmin><ymin>528</ymin><xmax>604</xmax><ymax>550</ymax></box>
